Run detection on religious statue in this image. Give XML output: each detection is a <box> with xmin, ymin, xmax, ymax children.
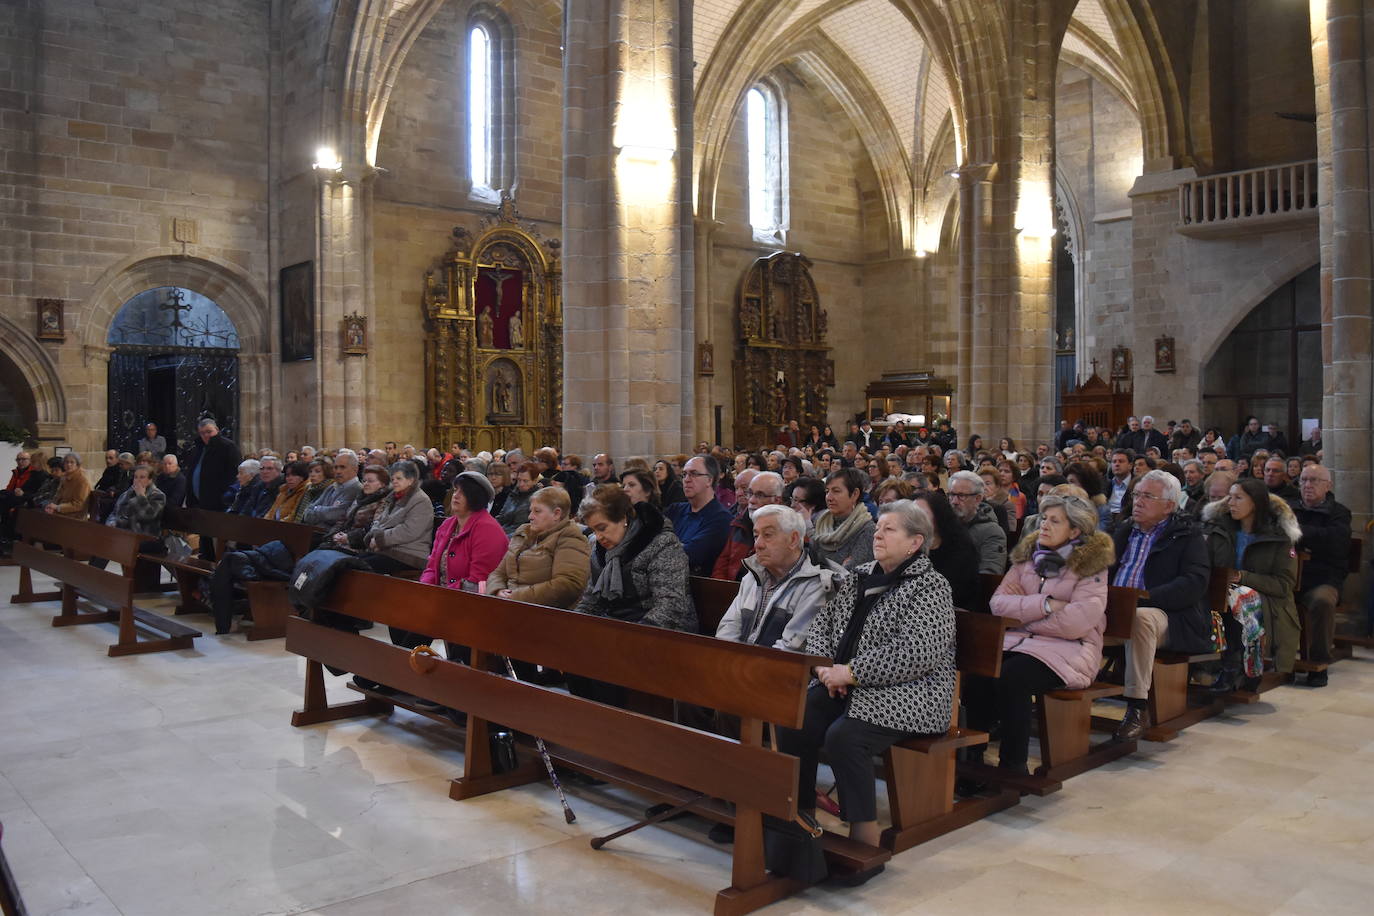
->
<box><xmin>508</xmin><ymin>310</ymin><xmax>524</xmax><ymax>348</ymax></box>
<box><xmin>487</xmin><ymin>361</ymin><xmax>520</xmax><ymax>418</ymax></box>
<box><xmin>769</xmin><ymin>373</ymin><xmax>789</xmax><ymax>425</ymax></box>
<box><xmin>478</xmin><ymin>308</ymin><xmax>494</xmax><ymax>349</ymax></box>
<box><xmin>487</xmin><ymin>264</ymin><xmax>514</xmax><ymax>318</ymax></box>
<box><xmin>740</xmin><ymin>299</ymin><xmax>760</xmax><ymax>339</ymax></box>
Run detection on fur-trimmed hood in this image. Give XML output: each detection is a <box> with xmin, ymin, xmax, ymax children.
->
<box><xmin>1010</xmin><ymin>528</ymin><xmax>1115</xmax><ymax>577</ymax></box>
<box><xmin>1202</xmin><ymin>492</ymin><xmax>1303</xmax><ymax>544</ymax></box>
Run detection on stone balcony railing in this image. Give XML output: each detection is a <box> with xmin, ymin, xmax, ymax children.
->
<box><xmin>1177</xmin><ymin>159</ymin><xmax>1318</xmax><ymax>236</ymax></box>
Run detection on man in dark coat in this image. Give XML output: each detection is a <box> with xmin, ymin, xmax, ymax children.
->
<box><xmin>185</xmin><ymin>418</ymin><xmax>241</xmax><ymax>511</ymax></box>
<box><xmin>1110</xmin><ymin>469</ymin><xmax>1212</xmax><ymax>741</ymax></box>
<box><xmin>1288</xmin><ymin>465</ymin><xmax>1352</xmax><ymax>686</ymax></box>
<box><xmin>1137</xmin><ymin>416</ymin><xmax>1170</xmax><ymax>455</ymax></box>
<box><xmin>157</xmin><ymin>454</ymin><xmax>189</xmax><ymax>510</ymax></box>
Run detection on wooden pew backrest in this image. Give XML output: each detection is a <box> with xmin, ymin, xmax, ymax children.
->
<box><xmin>163</xmin><ymin>507</ymin><xmax>316</xmax><ymax>557</ymax></box>
<box><xmin>313</xmin><ymin>570</ymin><xmax>823</xmax><ymax>727</ymax></box>
<box><xmin>691</xmin><ymin>575</ymin><xmax>741</xmax><ymax>636</ymax></box>
<box><xmin>16</xmin><ymin>509</ymin><xmax>142</xmax><ymax>567</ymax></box>
<box><xmin>955</xmin><ymin>609</ymin><xmax>1006</xmax><ymax>678</ymax></box>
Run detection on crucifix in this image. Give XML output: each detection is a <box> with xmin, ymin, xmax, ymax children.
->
<box><xmin>160</xmin><ymin>288</ymin><xmax>192</xmax><ymax>345</ymax></box>
<box><xmin>487</xmin><ymin>265</ymin><xmax>515</xmax><ymax>318</ymax></box>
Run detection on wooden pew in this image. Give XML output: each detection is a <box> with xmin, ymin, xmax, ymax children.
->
<box><xmin>8</xmin><ymin>510</ymin><xmax>200</xmax><ymax>656</ymax></box>
<box><xmin>690</xmin><ymin>575</ymin><xmax>742</xmax><ymax>636</ymax></box>
<box><xmin>882</xmin><ymin>610</ymin><xmax>1020</xmax><ymax>852</ymax></box>
<box><xmin>285</xmin><ymin>570</ymin><xmax>885</xmax><ymax>912</ymax></box>
<box><xmin>0</xmin><ymin>820</ymin><xmax>27</xmax><ymax>916</ymax></box>
<box><xmin>1032</xmin><ymin>585</ymin><xmax>1143</xmax><ymax>781</ymax></box>
<box><xmin>1330</xmin><ymin>537</ymin><xmax>1368</xmax><ymax>660</ymax></box>
<box><xmin>1141</xmin><ymin>568</ymin><xmax>1227</xmax><ymax>740</ymax></box>
<box><xmin>149</xmin><ymin>507</ymin><xmax>317</xmax><ymax>640</ymax></box>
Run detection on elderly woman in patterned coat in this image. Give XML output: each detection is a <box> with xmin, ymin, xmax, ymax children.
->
<box><xmin>776</xmin><ymin>499</ymin><xmax>956</xmax><ymax>881</ymax></box>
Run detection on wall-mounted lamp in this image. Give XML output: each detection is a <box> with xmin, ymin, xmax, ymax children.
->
<box><xmin>313</xmin><ymin>146</ymin><xmax>342</xmax><ymax>171</ymax></box>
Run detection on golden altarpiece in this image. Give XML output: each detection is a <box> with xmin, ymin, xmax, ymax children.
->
<box><xmin>422</xmin><ymin>199</ymin><xmax>562</xmax><ymax>452</ymax></box>
<box><xmin>732</xmin><ymin>252</ymin><xmax>834</xmax><ymax>446</ymax></box>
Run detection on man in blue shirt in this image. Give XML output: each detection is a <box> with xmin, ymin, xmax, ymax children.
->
<box><xmin>665</xmin><ymin>455</ymin><xmax>733</xmax><ymax>576</ymax></box>
<box><xmin>1109</xmin><ymin>470</ymin><xmax>1212</xmax><ymax>741</ymax></box>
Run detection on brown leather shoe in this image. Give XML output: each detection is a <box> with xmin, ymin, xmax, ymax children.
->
<box><xmin>1114</xmin><ymin>706</ymin><xmax>1149</xmax><ymax>742</ymax></box>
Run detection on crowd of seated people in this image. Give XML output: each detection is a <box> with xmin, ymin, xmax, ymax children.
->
<box><xmin>0</xmin><ymin>406</ymin><xmax>1359</xmax><ymax>884</ymax></box>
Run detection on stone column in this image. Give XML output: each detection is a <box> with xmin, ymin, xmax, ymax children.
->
<box><xmin>1311</xmin><ymin>0</ymin><xmax>1374</xmax><ymax>526</ymax></box>
<box><xmin>692</xmin><ymin>215</ymin><xmax>719</xmax><ymax>442</ymax></box>
<box><xmin>316</xmin><ymin>166</ymin><xmax>376</xmax><ymax>448</ymax></box>
<box><xmin>562</xmin><ymin>0</ymin><xmax>694</xmax><ymax>460</ymax></box>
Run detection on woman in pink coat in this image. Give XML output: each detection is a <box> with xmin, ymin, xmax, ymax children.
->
<box><xmin>419</xmin><ymin>471</ymin><xmax>509</xmax><ymax>592</ymax></box>
<box><xmin>963</xmin><ymin>494</ymin><xmax>1114</xmax><ymax>775</ymax></box>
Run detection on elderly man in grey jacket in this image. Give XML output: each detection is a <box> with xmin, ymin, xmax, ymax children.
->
<box><xmin>302</xmin><ymin>450</ymin><xmax>363</xmax><ymax>527</ymax></box>
<box><xmin>948</xmin><ymin>470</ymin><xmax>1008</xmax><ymax>575</ymax></box>
<box><xmin>715</xmin><ymin>504</ymin><xmax>842</xmax><ymax>651</ymax></box>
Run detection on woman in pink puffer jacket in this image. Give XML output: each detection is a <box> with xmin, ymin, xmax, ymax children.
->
<box><xmin>964</xmin><ymin>494</ymin><xmax>1115</xmax><ymax>775</ymax></box>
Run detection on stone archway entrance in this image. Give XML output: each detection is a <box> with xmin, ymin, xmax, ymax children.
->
<box><xmin>1202</xmin><ymin>265</ymin><xmax>1322</xmax><ymax>443</ymax></box>
<box><xmin>106</xmin><ymin>287</ymin><xmax>241</xmax><ymax>456</ymax></box>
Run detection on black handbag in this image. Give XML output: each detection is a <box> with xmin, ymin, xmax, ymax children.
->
<box><xmin>762</xmin><ymin>812</ymin><xmax>827</xmax><ymax>884</ymax></box>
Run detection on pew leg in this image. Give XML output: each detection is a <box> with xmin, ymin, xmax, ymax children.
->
<box><xmin>1038</xmin><ymin>695</ymin><xmax>1090</xmax><ymax>769</ymax></box>
<box><xmin>449</xmin><ymin>649</ymin><xmax>545</xmax><ymax>798</ymax></box>
<box><xmin>715</xmin><ymin>717</ymin><xmax>808</xmax><ymax>916</ymax></box>
<box><xmin>173</xmin><ymin>569</ymin><xmax>201</xmax><ymax>615</ymax></box>
<box><xmin>50</xmin><ymin>584</ymin><xmax>118</xmax><ymax>628</ymax></box>
<box><xmin>11</xmin><ymin>545</ymin><xmax>61</xmax><ymax>603</ymax></box>
<box><xmin>291</xmin><ymin>659</ymin><xmax>392</xmax><ymax>727</ymax></box>
<box><xmin>244</xmin><ymin>581</ymin><xmax>290</xmax><ymax>641</ymax></box>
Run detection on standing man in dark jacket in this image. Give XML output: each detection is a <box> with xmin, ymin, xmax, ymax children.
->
<box><xmin>185</xmin><ymin>418</ymin><xmax>241</xmax><ymax>511</ymax></box>
<box><xmin>1138</xmin><ymin>416</ymin><xmax>1170</xmax><ymax>455</ymax></box>
<box><xmin>1110</xmin><ymin>469</ymin><xmax>1212</xmax><ymax>741</ymax></box>
<box><xmin>1288</xmin><ymin>465</ymin><xmax>1352</xmax><ymax>686</ymax></box>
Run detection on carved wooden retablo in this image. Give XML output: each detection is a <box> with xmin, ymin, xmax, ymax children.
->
<box><xmin>422</xmin><ymin>196</ymin><xmax>562</xmax><ymax>452</ymax></box>
<box><xmin>732</xmin><ymin>252</ymin><xmax>833</xmax><ymax>447</ymax></box>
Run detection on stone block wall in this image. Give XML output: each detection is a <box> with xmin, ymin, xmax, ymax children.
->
<box><xmin>369</xmin><ymin>0</ymin><xmax>564</xmax><ymax>446</ymax></box>
<box><xmin>0</xmin><ymin>0</ymin><xmax>271</xmax><ymax>457</ymax></box>
<box><xmin>704</xmin><ymin>67</ymin><xmax>906</xmax><ymax>442</ymax></box>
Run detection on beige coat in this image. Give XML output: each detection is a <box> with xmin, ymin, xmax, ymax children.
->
<box><xmin>486</xmin><ymin>518</ymin><xmax>591</xmax><ymax>609</ymax></box>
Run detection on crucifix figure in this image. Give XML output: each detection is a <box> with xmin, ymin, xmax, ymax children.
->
<box><xmin>487</xmin><ymin>265</ymin><xmax>515</xmax><ymax>318</ymax></box>
<box><xmin>160</xmin><ymin>288</ymin><xmax>192</xmax><ymax>346</ymax></box>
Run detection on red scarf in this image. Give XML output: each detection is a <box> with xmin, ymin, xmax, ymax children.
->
<box><xmin>6</xmin><ymin>467</ymin><xmax>33</xmax><ymax>492</ymax></box>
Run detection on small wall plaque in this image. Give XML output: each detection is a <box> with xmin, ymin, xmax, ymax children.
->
<box><xmin>1111</xmin><ymin>346</ymin><xmax>1131</xmax><ymax>380</ymax></box>
<box><xmin>36</xmin><ymin>298</ymin><xmax>64</xmax><ymax>341</ymax></box>
<box><xmin>1154</xmin><ymin>336</ymin><xmax>1175</xmax><ymax>374</ymax></box>
<box><xmin>697</xmin><ymin>341</ymin><xmax>714</xmax><ymax>376</ymax></box>
<box><xmin>342</xmin><ymin>312</ymin><xmax>367</xmax><ymax>355</ymax></box>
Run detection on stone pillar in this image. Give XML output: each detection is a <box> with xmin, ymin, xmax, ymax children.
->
<box><xmin>692</xmin><ymin>216</ymin><xmax>719</xmax><ymax>442</ymax></box>
<box><xmin>562</xmin><ymin>0</ymin><xmax>694</xmax><ymax>460</ymax></box>
<box><xmin>316</xmin><ymin>166</ymin><xmax>376</xmax><ymax>448</ymax></box>
<box><xmin>1311</xmin><ymin>0</ymin><xmax>1374</xmax><ymax>526</ymax></box>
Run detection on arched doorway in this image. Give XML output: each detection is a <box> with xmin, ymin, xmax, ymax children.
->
<box><xmin>106</xmin><ymin>287</ymin><xmax>240</xmax><ymax>455</ymax></box>
<box><xmin>1202</xmin><ymin>265</ymin><xmax>1321</xmax><ymax>442</ymax></box>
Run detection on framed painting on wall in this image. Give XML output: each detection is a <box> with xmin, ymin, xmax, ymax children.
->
<box><xmin>1154</xmin><ymin>336</ymin><xmax>1176</xmax><ymax>374</ymax></box>
<box><xmin>280</xmin><ymin>261</ymin><xmax>315</xmax><ymax>362</ymax></box>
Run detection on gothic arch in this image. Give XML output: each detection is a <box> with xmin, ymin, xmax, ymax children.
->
<box><xmin>1196</xmin><ymin>246</ymin><xmax>1323</xmax><ymax>369</ymax></box>
<box><xmin>0</xmin><ymin>313</ymin><xmax>67</xmax><ymax>430</ymax></box>
<box><xmin>80</xmin><ymin>252</ymin><xmax>268</xmax><ymax>354</ymax></box>
<box><xmin>1095</xmin><ymin>0</ymin><xmax>1187</xmax><ymax>168</ymax></box>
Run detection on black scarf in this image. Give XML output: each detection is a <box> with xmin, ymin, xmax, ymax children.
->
<box><xmin>834</xmin><ymin>555</ymin><xmax>919</xmax><ymax>665</ymax></box>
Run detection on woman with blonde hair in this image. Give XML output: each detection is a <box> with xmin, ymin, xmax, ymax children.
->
<box><xmin>965</xmin><ymin>494</ymin><xmax>1113</xmax><ymax>776</ymax></box>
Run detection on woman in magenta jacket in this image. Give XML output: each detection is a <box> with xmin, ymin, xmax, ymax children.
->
<box><xmin>420</xmin><ymin>471</ymin><xmax>510</xmax><ymax>591</ymax></box>
<box><xmin>963</xmin><ymin>494</ymin><xmax>1114</xmax><ymax>775</ymax></box>
<box><xmin>358</xmin><ymin>471</ymin><xmax>512</xmax><ymax>701</ymax></box>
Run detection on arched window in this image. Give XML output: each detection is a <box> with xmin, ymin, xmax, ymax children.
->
<box><xmin>468</xmin><ymin>24</ymin><xmax>492</xmax><ymax>190</ymax></box>
<box><xmin>466</xmin><ymin>8</ymin><xmax>514</xmax><ymax>201</ymax></box>
<box><xmin>746</xmin><ymin>84</ymin><xmax>787</xmax><ymax>241</ymax></box>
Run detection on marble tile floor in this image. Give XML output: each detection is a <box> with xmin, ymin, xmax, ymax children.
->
<box><xmin>2</xmin><ymin>564</ymin><xmax>1373</xmax><ymax>915</ymax></box>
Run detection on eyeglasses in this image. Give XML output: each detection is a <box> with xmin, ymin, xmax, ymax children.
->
<box><xmin>682</xmin><ymin>471</ymin><xmax>712</xmax><ymax>479</ymax></box>
<box><xmin>1134</xmin><ymin>492</ymin><xmax>1168</xmax><ymax>503</ymax></box>
<box><xmin>748</xmin><ymin>490</ymin><xmax>776</xmax><ymax>501</ymax></box>
<box><xmin>949</xmin><ymin>491</ymin><xmax>977</xmax><ymax>500</ymax></box>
